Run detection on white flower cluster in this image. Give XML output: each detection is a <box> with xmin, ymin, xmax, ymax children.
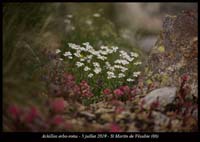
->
<box><xmin>133</xmin><ymin>71</ymin><xmax>141</xmax><ymax>77</ymax></box>
<box><xmin>55</xmin><ymin>42</ymin><xmax>141</xmax><ymax>81</ymax></box>
<box><xmin>76</xmin><ymin>61</ymin><xmax>84</xmax><ymax>67</ymax></box>
<box><xmin>56</xmin><ymin>49</ymin><xmax>61</xmax><ymax>54</ymax></box>
<box><xmin>63</xmin><ymin>51</ymin><xmax>73</xmax><ymax>59</ymax></box>
<box><xmin>107</xmin><ymin>71</ymin><xmax>116</xmax><ymax>79</ymax></box>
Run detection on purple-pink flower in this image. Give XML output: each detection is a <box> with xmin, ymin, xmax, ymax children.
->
<box><xmin>181</xmin><ymin>74</ymin><xmax>190</xmax><ymax>82</ymax></box>
<box><xmin>80</xmin><ymin>80</ymin><xmax>93</xmax><ymax>97</ymax></box>
<box><xmin>50</xmin><ymin>98</ymin><xmax>67</xmax><ymax>113</ymax></box>
<box><xmin>24</xmin><ymin>106</ymin><xmax>39</xmax><ymax>123</ymax></box>
<box><xmin>120</xmin><ymin>85</ymin><xmax>130</xmax><ymax>94</ymax></box>
<box><xmin>8</xmin><ymin>105</ymin><xmax>21</xmax><ymax>120</ymax></box>
<box><xmin>113</xmin><ymin>89</ymin><xmax>124</xmax><ymax>96</ymax></box>
<box><xmin>103</xmin><ymin>88</ymin><xmax>111</xmax><ymax>95</ymax></box>
<box><xmin>109</xmin><ymin>123</ymin><xmax>122</xmax><ymax>132</ymax></box>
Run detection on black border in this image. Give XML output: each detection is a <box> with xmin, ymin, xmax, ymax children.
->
<box><xmin>1</xmin><ymin>0</ymin><xmax>199</xmax><ymax>142</ymax></box>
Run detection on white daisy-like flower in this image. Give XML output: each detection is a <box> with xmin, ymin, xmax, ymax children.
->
<box><xmin>100</xmin><ymin>46</ymin><xmax>108</xmax><ymax>50</ymax></box>
<box><xmin>86</xmin><ymin>55</ymin><xmax>93</xmax><ymax>61</ymax></box>
<box><xmin>94</xmin><ymin>67</ymin><xmax>102</xmax><ymax>74</ymax></box>
<box><xmin>111</xmin><ymin>46</ymin><xmax>119</xmax><ymax>52</ymax></box>
<box><xmin>68</xmin><ymin>43</ymin><xmax>79</xmax><ymax>50</ymax></box>
<box><xmin>119</xmin><ymin>50</ymin><xmax>133</xmax><ymax>62</ymax></box>
<box><xmin>93</xmin><ymin>13</ymin><xmax>101</xmax><ymax>17</ymax></box>
<box><xmin>105</xmin><ymin>61</ymin><xmax>110</xmax><ymax>66</ymax></box>
<box><xmin>63</xmin><ymin>51</ymin><xmax>72</xmax><ymax>57</ymax></box>
<box><xmin>74</xmin><ymin>51</ymin><xmax>81</xmax><ymax>57</ymax></box>
<box><xmin>83</xmin><ymin>42</ymin><xmax>90</xmax><ymax>46</ymax></box>
<box><xmin>127</xmin><ymin>57</ymin><xmax>134</xmax><ymax>62</ymax></box>
<box><xmin>86</xmin><ymin>45</ymin><xmax>94</xmax><ymax>51</ymax></box>
<box><xmin>133</xmin><ymin>71</ymin><xmax>141</xmax><ymax>77</ymax></box>
<box><xmin>114</xmin><ymin>65</ymin><xmax>121</xmax><ymax>69</ymax></box>
<box><xmin>88</xmin><ymin>73</ymin><xmax>94</xmax><ymax>78</ymax></box>
<box><xmin>59</xmin><ymin>58</ymin><xmax>63</xmax><ymax>61</ymax></box>
<box><xmin>105</xmin><ymin>62</ymin><xmax>114</xmax><ymax>71</ymax></box>
<box><xmin>91</xmin><ymin>50</ymin><xmax>100</xmax><ymax>56</ymax></box>
<box><xmin>130</xmin><ymin>52</ymin><xmax>139</xmax><ymax>58</ymax></box>
<box><xmin>107</xmin><ymin>49</ymin><xmax>114</xmax><ymax>54</ymax></box>
<box><xmin>118</xmin><ymin>73</ymin><xmax>125</xmax><ymax>78</ymax></box>
<box><xmin>93</xmin><ymin>62</ymin><xmax>100</xmax><ymax>67</ymax></box>
<box><xmin>107</xmin><ymin>66</ymin><xmax>115</xmax><ymax>71</ymax></box>
<box><xmin>76</xmin><ymin>62</ymin><xmax>84</xmax><ymax>68</ymax></box>
<box><xmin>107</xmin><ymin>71</ymin><xmax>116</xmax><ymax>79</ymax></box>
<box><xmin>107</xmin><ymin>71</ymin><xmax>114</xmax><ymax>76</ymax></box>
<box><xmin>56</xmin><ymin>49</ymin><xmax>61</xmax><ymax>54</ymax></box>
<box><xmin>80</xmin><ymin>47</ymin><xmax>87</xmax><ymax>52</ymax></box>
<box><xmin>127</xmin><ymin>78</ymin><xmax>134</xmax><ymax>82</ymax></box>
<box><xmin>99</xmin><ymin>50</ymin><xmax>108</xmax><ymax>55</ymax></box>
<box><xmin>134</xmin><ymin>62</ymin><xmax>142</xmax><ymax>65</ymax></box>
<box><xmin>114</xmin><ymin>59</ymin><xmax>129</xmax><ymax>65</ymax></box>
<box><xmin>121</xmin><ymin>68</ymin><xmax>128</xmax><ymax>72</ymax></box>
<box><xmin>114</xmin><ymin>65</ymin><xmax>128</xmax><ymax>72</ymax></box>
<box><xmin>87</xmin><ymin>55</ymin><xmax>93</xmax><ymax>59</ymax></box>
<box><xmin>84</xmin><ymin>66</ymin><xmax>91</xmax><ymax>71</ymax></box>
<box><xmin>119</xmin><ymin>50</ymin><xmax>126</xmax><ymax>55</ymax></box>
<box><xmin>80</xmin><ymin>58</ymin><xmax>86</xmax><ymax>62</ymax></box>
<box><xmin>114</xmin><ymin>59</ymin><xmax>121</xmax><ymax>64</ymax></box>
<box><xmin>97</xmin><ymin>55</ymin><xmax>107</xmax><ymax>61</ymax></box>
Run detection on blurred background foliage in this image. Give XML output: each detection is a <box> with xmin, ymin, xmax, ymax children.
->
<box><xmin>3</xmin><ymin>2</ymin><xmax>197</xmax><ymax>110</ymax></box>
<box><xmin>3</xmin><ymin>3</ymin><xmax>55</xmax><ymax>107</ymax></box>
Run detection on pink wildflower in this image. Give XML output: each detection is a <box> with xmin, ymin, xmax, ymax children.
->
<box><xmin>120</xmin><ymin>85</ymin><xmax>130</xmax><ymax>94</ymax></box>
<box><xmin>103</xmin><ymin>88</ymin><xmax>111</xmax><ymax>95</ymax></box>
<box><xmin>80</xmin><ymin>80</ymin><xmax>93</xmax><ymax>98</ymax></box>
<box><xmin>181</xmin><ymin>74</ymin><xmax>190</xmax><ymax>82</ymax></box>
<box><xmin>113</xmin><ymin>89</ymin><xmax>124</xmax><ymax>96</ymax></box>
<box><xmin>24</xmin><ymin>106</ymin><xmax>39</xmax><ymax>123</ymax></box>
<box><xmin>109</xmin><ymin>123</ymin><xmax>122</xmax><ymax>132</ymax></box>
<box><xmin>50</xmin><ymin>98</ymin><xmax>66</xmax><ymax>113</ymax></box>
<box><xmin>8</xmin><ymin>105</ymin><xmax>21</xmax><ymax>120</ymax></box>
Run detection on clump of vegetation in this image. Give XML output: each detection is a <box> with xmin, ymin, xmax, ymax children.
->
<box><xmin>3</xmin><ymin>3</ymin><xmax>197</xmax><ymax>132</ymax></box>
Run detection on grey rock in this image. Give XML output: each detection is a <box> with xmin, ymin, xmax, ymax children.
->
<box><xmin>141</xmin><ymin>87</ymin><xmax>177</xmax><ymax>110</ymax></box>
